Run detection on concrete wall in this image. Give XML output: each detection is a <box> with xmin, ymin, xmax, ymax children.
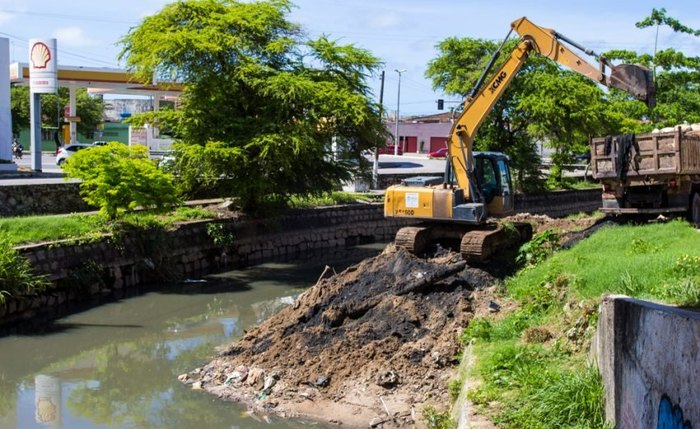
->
<box><xmin>593</xmin><ymin>295</ymin><xmax>700</xmax><ymax>429</ymax></box>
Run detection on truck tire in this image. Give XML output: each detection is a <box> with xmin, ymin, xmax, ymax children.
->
<box><xmin>691</xmin><ymin>193</ymin><xmax>700</xmax><ymax>228</ymax></box>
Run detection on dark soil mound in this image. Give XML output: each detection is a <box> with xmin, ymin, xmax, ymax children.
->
<box><xmin>183</xmin><ymin>245</ymin><xmax>497</xmax><ymax>428</ymax></box>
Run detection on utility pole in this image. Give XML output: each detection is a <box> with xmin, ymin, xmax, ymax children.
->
<box><xmin>394</xmin><ymin>69</ymin><xmax>405</xmax><ymax>156</ymax></box>
<box><xmin>374</xmin><ymin>70</ymin><xmax>385</xmax><ymax>189</ymax></box>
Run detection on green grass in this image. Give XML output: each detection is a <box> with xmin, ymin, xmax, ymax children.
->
<box><xmin>0</xmin><ymin>206</ymin><xmax>218</xmax><ymax>247</ymax></box>
<box><xmin>463</xmin><ymin>219</ymin><xmax>700</xmax><ymax>429</ymax></box>
<box><xmin>287</xmin><ymin>191</ymin><xmax>375</xmax><ymax>208</ymax></box>
<box><xmin>509</xmin><ymin>220</ymin><xmax>700</xmax><ymax>305</ymax></box>
<box><xmin>0</xmin><ymin>214</ymin><xmax>103</xmax><ymax>246</ymax></box>
<box><xmin>0</xmin><ymin>237</ymin><xmax>49</xmax><ymax>303</ymax></box>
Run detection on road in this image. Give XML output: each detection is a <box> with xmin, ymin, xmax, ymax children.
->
<box><xmin>0</xmin><ymin>152</ymin><xmax>447</xmax><ymax>186</ymax></box>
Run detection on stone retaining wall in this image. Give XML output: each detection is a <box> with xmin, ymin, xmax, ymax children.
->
<box><xmin>593</xmin><ymin>295</ymin><xmax>700</xmax><ymax>428</ymax></box>
<box><xmin>0</xmin><ymin>182</ymin><xmax>91</xmax><ymax>216</ymax></box>
<box><xmin>0</xmin><ymin>180</ymin><xmax>603</xmax><ymax>218</ymax></box>
<box><xmin>1</xmin><ymin>204</ymin><xmax>410</xmax><ymax>326</ymax></box>
<box><xmin>514</xmin><ymin>188</ymin><xmax>600</xmax><ymax>216</ymax></box>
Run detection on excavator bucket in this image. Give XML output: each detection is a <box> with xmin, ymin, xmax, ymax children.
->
<box><xmin>609</xmin><ymin>64</ymin><xmax>656</xmax><ymax>108</ymax></box>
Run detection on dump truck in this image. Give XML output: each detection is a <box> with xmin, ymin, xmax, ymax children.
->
<box><xmin>591</xmin><ymin>125</ymin><xmax>700</xmax><ymax>224</ymax></box>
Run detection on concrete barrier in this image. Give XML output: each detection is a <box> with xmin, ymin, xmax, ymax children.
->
<box><xmin>593</xmin><ymin>295</ymin><xmax>700</xmax><ymax>429</ymax></box>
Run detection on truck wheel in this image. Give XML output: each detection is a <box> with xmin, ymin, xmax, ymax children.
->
<box><xmin>692</xmin><ymin>193</ymin><xmax>700</xmax><ymax>228</ymax></box>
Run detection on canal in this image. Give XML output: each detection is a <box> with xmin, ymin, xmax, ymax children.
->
<box><xmin>0</xmin><ymin>243</ymin><xmax>385</xmax><ymax>429</ymax></box>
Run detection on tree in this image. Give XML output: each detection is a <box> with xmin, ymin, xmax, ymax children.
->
<box><xmin>426</xmin><ymin>25</ymin><xmax>659</xmax><ymax>189</ymax></box>
<box><xmin>603</xmin><ymin>8</ymin><xmax>700</xmax><ymax>127</ymax></box>
<box><xmin>43</xmin><ymin>88</ymin><xmax>105</xmax><ymax>136</ymax></box>
<box><xmin>10</xmin><ymin>86</ymin><xmax>104</xmax><ymax>137</ymax></box>
<box><xmin>62</xmin><ymin>143</ymin><xmax>179</xmax><ymax>219</ymax></box>
<box><xmin>518</xmin><ymin>67</ymin><xmax>611</xmax><ymax>184</ymax></box>
<box><xmin>118</xmin><ymin>0</ymin><xmax>385</xmax><ymax>209</ymax></box>
<box><xmin>10</xmin><ymin>86</ymin><xmax>30</xmax><ymax>136</ymax></box>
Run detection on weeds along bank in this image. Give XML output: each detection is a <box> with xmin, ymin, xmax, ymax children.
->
<box><xmin>0</xmin><ymin>204</ymin><xmax>410</xmax><ymax>326</ymax></box>
<box><xmin>458</xmin><ymin>220</ymin><xmax>700</xmax><ymax>429</ymax></box>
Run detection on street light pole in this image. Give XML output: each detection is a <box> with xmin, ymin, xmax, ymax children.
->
<box><xmin>394</xmin><ymin>69</ymin><xmax>405</xmax><ymax>156</ymax></box>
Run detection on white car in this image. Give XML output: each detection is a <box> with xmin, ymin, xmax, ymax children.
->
<box><xmin>56</xmin><ymin>143</ymin><xmax>93</xmax><ymax>166</ymax></box>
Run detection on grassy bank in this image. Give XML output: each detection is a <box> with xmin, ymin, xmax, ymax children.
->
<box><xmin>0</xmin><ymin>192</ymin><xmax>373</xmax><ymax>302</ymax></box>
<box><xmin>0</xmin><ymin>192</ymin><xmax>374</xmax><ymax>247</ymax></box>
<box><xmin>462</xmin><ymin>220</ymin><xmax>700</xmax><ymax>429</ymax></box>
<box><xmin>0</xmin><ymin>207</ymin><xmax>216</xmax><ymax>246</ymax></box>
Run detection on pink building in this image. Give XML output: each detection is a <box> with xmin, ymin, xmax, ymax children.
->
<box><xmin>386</xmin><ymin>112</ymin><xmax>453</xmax><ymax>154</ymax></box>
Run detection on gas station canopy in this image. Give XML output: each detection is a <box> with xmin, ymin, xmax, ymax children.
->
<box><xmin>9</xmin><ymin>62</ymin><xmax>183</xmax><ymax>97</ymax></box>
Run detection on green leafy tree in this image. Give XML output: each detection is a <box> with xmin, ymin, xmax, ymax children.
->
<box><xmin>518</xmin><ymin>67</ymin><xmax>612</xmax><ymax>184</ymax></box>
<box><xmin>62</xmin><ymin>143</ymin><xmax>179</xmax><ymax>219</ymax></box>
<box><xmin>118</xmin><ymin>0</ymin><xmax>385</xmax><ymax>210</ymax></box>
<box><xmin>10</xmin><ymin>86</ymin><xmax>104</xmax><ymax>137</ymax></box>
<box><xmin>42</xmin><ymin>88</ymin><xmax>105</xmax><ymax>136</ymax></box>
<box><xmin>604</xmin><ymin>9</ymin><xmax>700</xmax><ymax>127</ymax></box>
<box><xmin>10</xmin><ymin>86</ymin><xmax>30</xmax><ymax>136</ymax></box>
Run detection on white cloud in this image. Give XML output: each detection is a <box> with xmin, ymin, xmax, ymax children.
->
<box><xmin>0</xmin><ymin>10</ymin><xmax>15</xmax><ymax>26</ymax></box>
<box><xmin>52</xmin><ymin>26</ymin><xmax>96</xmax><ymax>48</ymax></box>
<box><xmin>368</xmin><ymin>13</ymin><xmax>401</xmax><ymax>30</ymax></box>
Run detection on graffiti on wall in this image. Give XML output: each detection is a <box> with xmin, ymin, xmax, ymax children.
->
<box><xmin>658</xmin><ymin>395</ymin><xmax>692</xmax><ymax>429</ymax></box>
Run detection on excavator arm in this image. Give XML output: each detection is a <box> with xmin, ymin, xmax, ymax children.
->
<box><xmin>449</xmin><ymin>16</ymin><xmax>655</xmax><ymax>195</ymax></box>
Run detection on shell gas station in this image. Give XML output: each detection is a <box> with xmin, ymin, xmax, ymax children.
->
<box><xmin>1</xmin><ymin>37</ymin><xmax>181</xmax><ymax>172</ymax></box>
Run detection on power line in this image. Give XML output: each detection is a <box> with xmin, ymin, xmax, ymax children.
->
<box><xmin>0</xmin><ymin>9</ymin><xmax>138</xmax><ymax>25</ymax></box>
<box><xmin>0</xmin><ymin>31</ymin><xmax>120</xmax><ymax>68</ymax></box>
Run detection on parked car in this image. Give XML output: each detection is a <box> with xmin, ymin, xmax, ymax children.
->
<box><xmin>56</xmin><ymin>143</ymin><xmax>93</xmax><ymax>166</ymax></box>
<box><xmin>377</xmin><ymin>145</ymin><xmax>403</xmax><ymax>155</ymax></box>
<box><xmin>92</xmin><ymin>141</ymin><xmax>107</xmax><ymax>146</ymax></box>
<box><xmin>428</xmin><ymin>147</ymin><xmax>449</xmax><ymax>158</ymax></box>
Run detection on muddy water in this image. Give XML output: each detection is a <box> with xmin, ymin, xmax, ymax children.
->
<box><xmin>0</xmin><ymin>244</ymin><xmax>385</xmax><ymax>429</ymax></box>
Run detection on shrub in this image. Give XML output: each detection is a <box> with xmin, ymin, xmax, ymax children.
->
<box><xmin>63</xmin><ymin>142</ymin><xmax>180</xmax><ymax>219</ymax></box>
<box><xmin>0</xmin><ymin>237</ymin><xmax>48</xmax><ymax>303</ymax></box>
<box><xmin>517</xmin><ymin>228</ymin><xmax>560</xmax><ymax>266</ymax></box>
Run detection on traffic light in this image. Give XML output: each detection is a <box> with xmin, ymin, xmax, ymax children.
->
<box><xmin>437</xmin><ymin>99</ymin><xmax>444</xmax><ymax>110</ymax></box>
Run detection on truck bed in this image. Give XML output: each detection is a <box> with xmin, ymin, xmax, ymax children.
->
<box><xmin>591</xmin><ymin>128</ymin><xmax>700</xmax><ymax>180</ymax></box>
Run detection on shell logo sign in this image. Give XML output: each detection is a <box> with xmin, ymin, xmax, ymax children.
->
<box><xmin>28</xmin><ymin>38</ymin><xmax>57</xmax><ymax>94</ymax></box>
<box><xmin>30</xmin><ymin>42</ymin><xmax>52</xmax><ymax>69</ymax></box>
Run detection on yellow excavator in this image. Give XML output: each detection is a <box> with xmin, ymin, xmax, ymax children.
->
<box><xmin>384</xmin><ymin>16</ymin><xmax>656</xmax><ymax>262</ymax></box>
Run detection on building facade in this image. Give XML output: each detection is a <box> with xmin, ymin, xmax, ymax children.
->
<box><xmin>386</xmin><ymin>112</ymin><xmax>453</xmax><ymax>154</ymax></box>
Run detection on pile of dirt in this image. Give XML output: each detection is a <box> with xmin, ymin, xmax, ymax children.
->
<box><xmin>182</xmin><ymin>245</ymin><xmax>500</xmax><ymax>427</ymax></box>
<box><xmin>181</xmin><ymin>213</ymin><xmax>602</xmax><ymax>428</ymax></box>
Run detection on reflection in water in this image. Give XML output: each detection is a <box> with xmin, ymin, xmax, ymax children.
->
<box><xmin>35</xmin><ymin>375</ymin><xmax>61</xmax><ymax>428</ymax></box>
<box><xmin>0</xmin><ymin>243</ymin><xmax>383</xmax><ymax>429</ymax></box>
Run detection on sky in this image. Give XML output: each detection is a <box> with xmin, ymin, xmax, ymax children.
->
<box><xmin>1</xmin><ymin>0</ymin><xmax>698</xmax><ymax>116</ymax></box>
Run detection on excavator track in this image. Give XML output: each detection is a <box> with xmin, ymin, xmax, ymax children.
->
<box><xmin>395</xmin><ymin>222</ymin><xmax>532</xmax><ymax>263</ymax></box>
<box><xmin>395</xmin><ymin>226</ymin><xmax>432</xmax><ymax>255</ymax></box>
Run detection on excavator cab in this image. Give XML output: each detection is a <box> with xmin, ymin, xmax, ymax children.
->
<box><xmin>445</xmin><ymin>152</ymin><xmax>515</xmax><ymax>215</ymax></box>
<box><xmin>475</xmin><ymin>153</ymin><xmax>514</xmax><ymax>214</ymax></box>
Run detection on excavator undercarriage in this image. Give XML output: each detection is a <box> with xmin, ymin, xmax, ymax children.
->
<box><xmin>395</xmin><ymin>222</ymin><xmax>533</xmax><ymax>263</ymax></box>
